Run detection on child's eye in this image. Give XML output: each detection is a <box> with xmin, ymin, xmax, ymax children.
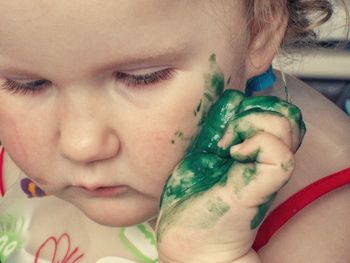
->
<box><xmin>0</xmin><ymin>78</ymin><xmax>51</xmax><ymax>95</ymax></box>
<box><xmin>0</xmin><ymin>68</ymin><xmax>175</xmax><ymax>96</ymax></box>
<box><xmin>114</xmin><ymin>68</ymin><xmax>175</xmax><ymax>88</ymax></box>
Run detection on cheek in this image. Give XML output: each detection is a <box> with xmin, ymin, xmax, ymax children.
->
<box><xmin>124</xmin><ymin>94</ymin><xmax>203</xmax><ymax>196</ymax></box>
<box><xmin>0</xmin><ymin>111</ymin><xmax>32</xmax><ymax>168</ymax></box>
<box><xmin>0</xmin><ymin>103</ymin><xmax>53</xmax><ymax>185</ymax></box>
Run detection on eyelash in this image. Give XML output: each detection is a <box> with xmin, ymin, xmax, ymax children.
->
<box><xmin>0</xmin><ymin>68</ymin><xmax>175</xmax><ymax>95</ymax></box>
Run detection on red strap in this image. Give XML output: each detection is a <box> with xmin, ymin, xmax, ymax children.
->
<box><xmin>253</xmin><ymin>167</ymin><xmax>350</xmax><ymax>251</ymax></box>
<box><xmin>0</xmin><ymin>147</ymin><xmax>5</xmax><ymax>197</ymax></box>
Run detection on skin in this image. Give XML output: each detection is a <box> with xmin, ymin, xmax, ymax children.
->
<box><xmin>0</xmin><ymin>0</ymin><xmax>302</xmax><ymax>262</ymax></box>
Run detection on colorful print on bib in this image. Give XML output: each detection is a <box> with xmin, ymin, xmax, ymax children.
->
<box><xmin>119</xmin><ymin>223</ymin><xmax>158</xmax><ymax>263</ymax></box>
<box><xmin>0</xmin><ymin>214</ymin><xmax>26</xmax><ymax>263</ymax></box>
<box><xmin>20</xmin><ymin>178</ymin><xmax>47</xmax><ymax>198</ymax></box>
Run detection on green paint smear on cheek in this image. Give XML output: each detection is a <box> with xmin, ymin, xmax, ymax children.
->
<box><xmin>171</xmin><ymin>130</ymin><xmax>193</xmax><ymax>145</ymax></box>
<box><xmin>197</xmin><ymin>53</ymin><xmax>225</xmax><ymax>127</ymax></box>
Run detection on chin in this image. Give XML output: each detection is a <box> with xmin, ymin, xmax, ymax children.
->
<box><xmin>78</xmin><ymin>198</ymin><xmax>159</xmax><ymax>227</ymax></box>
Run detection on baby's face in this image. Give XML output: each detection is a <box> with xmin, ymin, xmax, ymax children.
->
<box><xmin>0</xmin><ymin>0</ymin><xmax>249</xmax><ymax>226</ymax></box>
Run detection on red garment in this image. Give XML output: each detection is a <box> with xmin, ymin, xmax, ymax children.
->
<box><xmin>1</xmin><ymin>147</ymin><xmax>350</xmax><ymax>251</ymax></box>
<box><xmin>252</xmin><ymin>166</ymin><xmax>350</xmax><ymax>251</ymax></box>
<box><xmin>0</xmin><ymin>147</ymin><xmax>5</xmax><ymax>197</ymax></box>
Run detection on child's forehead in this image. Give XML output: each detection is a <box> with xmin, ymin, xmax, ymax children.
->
<box><xmin>0</xmin><ymin>1</ymin><xmax>246</xmax><ymax>77</ymax></box>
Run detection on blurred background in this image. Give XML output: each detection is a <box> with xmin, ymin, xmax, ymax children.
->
<box><xmin>274</xmin><ymin>0</ymin><xmax>350</xmax><ymax>116</ymax></box>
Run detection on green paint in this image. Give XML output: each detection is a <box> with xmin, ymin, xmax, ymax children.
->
<box><xmin>197</xmin><ymin>53</ymin><xmax>226</xmax><ymax>128</ymax></box>
<box><xmin>197</xmin><ymin>197</ymin><xmax>230</xmax><ymax>228</ymax></box>
<box><xmin>242</xmin><ymin>166</ymin><xmax>257</xmax><ymax>185</ymax></box>
<box><xmin>207</xmin><ymin>54</ymin><xmax>225</xmax><ymax>96</ymax></box>
<box><xmin>175</xmin><ymin>130</ymin><xmax>184</xmax><ymax>139</ymax></box>
<box><xmin>281</xmin><ymin>158</ymin><xmax>294</xmax><ymax>173</ymax></box>
<box><xmin>204</xmin><ymin>91</ymin><xmax>214</xmax><ymax>102</ymax></box>
<box><xmin>234</xmin><ymin>108</ymin><xmax>283</xmax><ymax>140</ymax></box>
<box><xmin>0</xmin><ymin>214</ymin><xmax>26</xmax><ymax>263</ymax></box>
<box><xmin>171</xmin><ymin>130</ymin><xmax>192</xmax><ymax>145</ymax></box>
<box><xmin>196</xmin><ymin>99</ymin><xmax>202</xmax><ymax>113</ymax></box>
<box><xmin>231</xmin><ymin>149</ymin><xmax>260</xmax><ymax>163</ymax></box>
<box><xmin>237</xmin><ymin>95</ymin><xmax>307</xmax><ymax>144</ymax></box>
<box><xmin>250</xmin><ymin>192</ymin><xmax>277</xmax><ymax>229</ymax></box>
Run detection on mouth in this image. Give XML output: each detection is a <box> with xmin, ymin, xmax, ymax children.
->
<box><xmin>78</xmin><ymin>185</ymin><xmax>129</xmax><ymax>197</ymax></box>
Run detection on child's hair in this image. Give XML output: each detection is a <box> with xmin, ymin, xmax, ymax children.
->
<box><xmin>246</xmin><ymin>0</ymin><xmax>348</xmax><ymax>50</ymax></box>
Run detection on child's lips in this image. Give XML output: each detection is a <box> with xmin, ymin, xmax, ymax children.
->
<box><xmin>78</xmin><ymin>184</ymin><xmax>129</xmax><ymax>197</ymax></box>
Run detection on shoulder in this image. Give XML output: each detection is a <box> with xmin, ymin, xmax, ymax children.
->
<box><xmin>256</xmin><ymin>72</ymin><xmax>350</xmax><ymax>262</ymax></box>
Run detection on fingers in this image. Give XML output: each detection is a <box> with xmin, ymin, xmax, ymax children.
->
<box><xmin>230</xmin><ymin>109</ymin><xmax>293</xmax><ymax>150</ymax></box>
<box><xmin>237</xmin><ymin>96</ymin><xmax>306</xmax><ymax>152</ymax></box>
<box><xmin>227</xmin><ymin>132</ymin><xmax>294</xmax><ymax>207</ymax></box>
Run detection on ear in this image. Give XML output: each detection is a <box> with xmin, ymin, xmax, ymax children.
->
<box><xmin>245</xmin><ymin>6</ymin><xmax>289</xmax><ymax>79</ymax></box>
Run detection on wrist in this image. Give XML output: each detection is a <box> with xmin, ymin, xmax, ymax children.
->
<box><xmin>159</xmin><ymin>249</ymin><xmax>262</xmax><ymax>263</ymax></box>
<box><xmin>231</xmin><ymin>250</ymin><xmax>262</xmax><ymax>263</ymax></box>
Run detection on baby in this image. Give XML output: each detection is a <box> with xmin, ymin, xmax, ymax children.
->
<box><xmin>0</xmin><ymin>1</ymin><xmax>349</xmax><ymax>262</ymax></box>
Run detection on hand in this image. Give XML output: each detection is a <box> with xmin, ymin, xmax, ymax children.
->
<box><xmin>156</xmin><ymin>89</ymin><xmax>306</xmax><ymax>263</ymax></box>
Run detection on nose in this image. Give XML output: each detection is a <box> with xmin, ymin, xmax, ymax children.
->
<box><xmin>58</xmin><ymin>94</ymin><xmax>120</xmax><ymax>164</ymax></box>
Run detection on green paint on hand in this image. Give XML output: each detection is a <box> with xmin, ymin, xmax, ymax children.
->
<box><xmin>242</xmin><ymin>166</ymin><xmax>257</xmax><ymax>185</ymax></box>
<box><xmin>281</xmin><ymin>158</ymin><xmax>294</xmax><ymax>173</ymax></box>
<box><xmin>237</xmin><ymin>96</ymin><xmax>307</xmax><ymax>145</ymax></box>
<box><xmin>197</xmin><ymin>197</ymin><xmax>230</xmax><ymax>228</ymax></box>
<box><xmin>250</xmin><ymin>192</ymin><xmax>277</xmax><ymax>229</ymax></box>
<box><xmin>231</xmin><ymin>148</ymin><xmax>260</xmax><ymax>163</ymax></box>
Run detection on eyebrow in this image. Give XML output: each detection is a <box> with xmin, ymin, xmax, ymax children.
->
<box><xmin>0</xmin><ymin>67</ymin><xmax>42</xmax><ymax>78</ymax></box>
<box><xmin>0</xmin><ymin>42</ymin><xmax>192</xmax><ymax>78</ymax></box>
<box><xmin>94</xmin><ymin>44</ymin><xmax>191</xmax><ymax>73</ymax></box>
